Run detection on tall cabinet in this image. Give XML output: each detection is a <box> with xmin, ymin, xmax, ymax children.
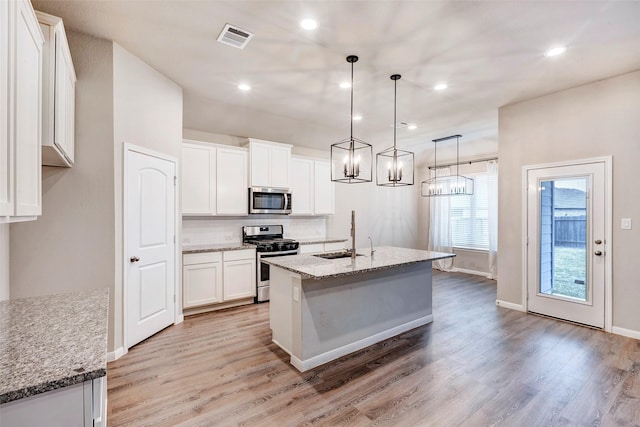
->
<box><xmin>36</xmin><ymin>11</ymin><xmax>76</xmax><ymax>167</ymax></box>
<box><xmin>1</xmin><ymin>0</ymin><xmax>44</xmax><ymax>222</ymax></box>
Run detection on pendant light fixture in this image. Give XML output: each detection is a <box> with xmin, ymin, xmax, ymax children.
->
<box><xmin>331</xmin><ymin>55</ymin><xmax>372</xmax><ymax>183</ymax></box>
<box><xmin>376</xmin><ymin>74</ymin><xmax>414</xmax><ymax>187</ymax></box>
<box><xmin>421</xmin><ymin>134</ymin><xmax>474</xmax><ymax>196</ymax></box>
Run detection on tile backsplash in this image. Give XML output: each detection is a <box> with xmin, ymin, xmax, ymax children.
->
<box><xmin>182</xmin><ymin>216</ymin><xmax>327</xmax><ymax>245</ymax></box>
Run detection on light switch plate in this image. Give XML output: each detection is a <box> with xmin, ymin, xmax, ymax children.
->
<box><xmin>621</xmin><ymin>218</ymin><xmax>632</xmax><ymax>230</ymax></box>
<box><xmin>293</xmin><ymin>286</ymin><xmax>299</xmax><ymax>302</ymax></box>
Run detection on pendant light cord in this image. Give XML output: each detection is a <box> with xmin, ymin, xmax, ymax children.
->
<box><xmin>393</xmin><ymin>78</ymin><xmax>397</xmax><ymax>150</ymax></box>
<box><xmin>350</xmin><ymin>60</ymin><xmax>354</xmax><ymax>139</ymax></box>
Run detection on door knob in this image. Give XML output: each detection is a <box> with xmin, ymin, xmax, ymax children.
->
<box><xmin>130</xmin><ymin>256</ymin><xmax>140</xmax><ymax>263</ymax></box>
<box><xmin>594</xmin><ymin>239</ymin><xmax>602</xmax><ymax>245</ymax></box>
<box><xmin>594</xmin><ymin>251</ymin><xmax>603</xmax><ymax>256</ymax></box>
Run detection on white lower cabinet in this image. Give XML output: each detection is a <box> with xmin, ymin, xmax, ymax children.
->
<box><xmin>222</xmin><ymin>249</ymin><xmax>256</xmax><ymax>300</ymax></box>
<box><xmin>183</xmin><ymin>252</ymin><xmax>223</xmax><ymax>308</ymax></box>
<box><xmin>183</xmin><ymin>249</ymin><xmax>256</xmax><ymax>310</ymax></box>
<box><xmin>0</xmin><ymin>377</ymin><xmax>107</xmax><ymax>427</ymax></box>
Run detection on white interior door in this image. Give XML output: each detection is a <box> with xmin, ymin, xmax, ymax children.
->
<box><xmin>126</xmin><ymin>148</ymin><xmax>176</xmax><ymax>348</ymax></box>
<box><xmin>526</xmin><ymin>161</ymin><xmax>607</xmax><ymax>328</ymax></box>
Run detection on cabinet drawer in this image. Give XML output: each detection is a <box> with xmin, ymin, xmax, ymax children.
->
<box><xmin>183</xmin><ymin>251</ymin><xmax>222</xmax><ymax>265</ymax></box>
<box><xmin>223</xmin><ymin>248</ymin><xmax>255</xmax><ymax>262</ymax></box>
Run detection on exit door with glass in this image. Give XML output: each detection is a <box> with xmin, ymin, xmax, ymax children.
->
<box><xmin>526</xmin><ymin>161</ymin><xmax>607</xmax><ymax>328</ymax></box>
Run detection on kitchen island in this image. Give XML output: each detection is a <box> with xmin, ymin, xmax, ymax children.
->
<box><xmin>264</xmin><ymin>246</ymin><xmax>454</xmax><ymax>371</ymax></box>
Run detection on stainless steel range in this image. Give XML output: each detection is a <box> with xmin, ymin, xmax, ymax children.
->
<box><xmin>243</xmin><ymin>225</ymin><xmax>299</xmax><ymax>303</ymax></box>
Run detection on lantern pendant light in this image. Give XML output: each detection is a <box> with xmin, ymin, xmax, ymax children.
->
<box><xmin>420</xmin><ymin>134</ymin><xmax>474</xmax><ymax>196</ymax></box>
<box><xmin>331</xmin><ymin>55</ymin><xmax>373</xmax><ymax>183</ymax></box>
<box><xmin>376</xmin><ymin>74</ymin><xmax>414</xmax><ymax>186</ymax></box>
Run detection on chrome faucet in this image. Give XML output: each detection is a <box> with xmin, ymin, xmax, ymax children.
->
<box><xmin>350</xmin><ymin>210</ymin><xmax>356</xmax><ymax>260</ymax></box>
<box><xmin>368</xmin><ymin>236</ymin><xmax>375</xmax><ymax>258</ymax></box>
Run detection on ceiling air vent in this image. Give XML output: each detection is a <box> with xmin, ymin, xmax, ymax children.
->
<box><xmin>390</xmin><ymin>121</ymin><xmax>409</xmax><ymax>129</ymax></box>
<box><xmin>217</xmin><ymin>24</ymin><xmax>254</xmax><ymax>49</ymax></box>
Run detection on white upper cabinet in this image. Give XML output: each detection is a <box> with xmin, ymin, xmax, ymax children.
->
<box><xmin>36</xmin><ymin>11</ymin><xmax>76</xmax><ymax>167</ymax></box>
<box><xmin>246</xmin><ymin>139</ymin><xmax>291</xmax><ymax>188</ymax></box>
<box><xmin>182</xmin><ymin>141</ymin><xmax>216</xmax><ymax>215</ymax></box>
<box><xmin>181</xmin><ymin>140</ymin><xmax>248</xmax><ymax>216</ymax></box>
<box><xmin>216</xmin><ymin>147</ymin><xmax>247</xmax><ymax>215</ymax></box>
<box><xmin>313</xmin><ymin>159</ymin><xmax>334</xmax><ymax>215</ymax></box>
<box><xmin>1</xmin><ymin>0</ymin><xmax>44</xmax><ymax>222</ymax></box>
<box><xmin>290</xmin><ymin>156</ymin><xmax>335</xmax><ymax>216</ymax></box>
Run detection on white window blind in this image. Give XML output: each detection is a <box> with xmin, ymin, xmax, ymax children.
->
<box><xmin>450</xmin><ymin>173</ymin><xmax>489</xmax><ymax>250</ymax></box>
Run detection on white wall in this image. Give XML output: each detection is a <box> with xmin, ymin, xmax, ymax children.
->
<box><xmin>10</xmin><ymin>30</ymin><xmax>116</xmax><ymax>340</ymax></box>
<box><xmin>0</xmin><ymin>224</ymin><xmax>8</xmax><ymax>300</ymax></box>
<box><xmin>112</xmin><ymin>43</ymin><xmax>183</xmax><ymax>355</ymax></box>
<box><xmin>498</xmin><ymin>70</ymin><xmax>640</xmax><ymax>333</ymax></box>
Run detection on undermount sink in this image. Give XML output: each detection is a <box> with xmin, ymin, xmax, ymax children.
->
<box><xmin>313</xmin><ymin>251</ymin><xmax>363</xmax><ymax>260</ymax></box>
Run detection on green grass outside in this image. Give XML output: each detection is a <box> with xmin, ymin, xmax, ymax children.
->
<box><xmin>551</xmin><ymin>246</ymin><xmax>587</xmax><ymax>300</ymax></box>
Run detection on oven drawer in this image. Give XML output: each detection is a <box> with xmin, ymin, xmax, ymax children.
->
<box><xmin>223</xmin><ymin>249</ymin><xmax>255</xmax><ymax>262</ymax></box>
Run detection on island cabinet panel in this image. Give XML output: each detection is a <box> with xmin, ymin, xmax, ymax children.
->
<box><xmin>269</xmin><ymin>260</ymin><xmax>434</xmax><ymax>372</ymax></box>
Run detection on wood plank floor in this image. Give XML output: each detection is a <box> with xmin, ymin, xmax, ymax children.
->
<box><xmin>107</xmin><ymin>271</ymin><xmax>640</xmax><ymax>426</ymax></box>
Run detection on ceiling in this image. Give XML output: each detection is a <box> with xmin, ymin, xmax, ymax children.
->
<box><xmin>32</xmin><ymin>1</ymin><xmax>640</xmax><ymax>156</ymax></box>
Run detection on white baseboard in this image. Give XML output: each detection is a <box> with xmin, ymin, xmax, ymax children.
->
<box><xmin>453</xmin><ymin>267</ymin><xmax>493</xmax><ymax>279</ymax></box>
<box><xmin>612</xmin><ymin>326</ymin><xmax>640</xmax><ymax>340</ymax></box>
<box><xmin>289</xmin><ymin>314</ymin><xmax>434</xmax><ymax>372</ymax></box>
<box><xmin>495</xmin><ymin>300</ymin><xmax>525</xmax><ymax>312</ymax></box>
<box><xmin>107</xmin><ymin>346</ymin><xmax>125</xmax><ymax>362</ymax></box>
<box><xmin>176</xmin><ymin>314</ymin><xmax>184</xmax><ymax>324</ymax></box>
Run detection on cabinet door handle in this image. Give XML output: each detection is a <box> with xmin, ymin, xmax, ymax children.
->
<box><xmin>594</xmin><ymin>251</ymin><xmax>603</xmax><ymax>256</ymax></box>
<box><xmin>130</xmin><ymin>256</ymin><xmax>140</xmax><ymax>263</ymax></box>
<box><xmin>594</xmin><ymin>239</ymin><xmax>602</xmax><ymax>245</ymax></box>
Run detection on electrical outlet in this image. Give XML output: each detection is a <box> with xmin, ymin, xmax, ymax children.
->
<box><xmin>621</xmin><ymin>218</ymin><xmax>632</xmax><ymax>230</ymax></box>
<box><xmin>293</xmin><ymin>286</ymin><xmax>299</xmax><ymax>302</ymax></box>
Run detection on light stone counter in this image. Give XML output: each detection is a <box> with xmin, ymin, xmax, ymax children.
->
<box><xmin>182</xmin><ymin>242</ymin><xmax>256</xmax><ymax>253</ymax></box>
<box><xmin>296</xmin><ymin>237</ymin><xmax>348</xmax><ymax>245</ymax></box>
<box><xmin>0</xmin><ymin>288</ymin><xmax>109</xmax><ymax>404</ymax></box>
<box><xmin>262</xmin><ymin>246</ymin><xmax>454</xmax><ymax>280</ymax></box>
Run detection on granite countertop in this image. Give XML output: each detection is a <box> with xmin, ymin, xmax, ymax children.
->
<box><xmin>0</xmin><ymin>288</ymin><xmax>109</xmax><ymax>404</ymax></box>
<box><xmin>261</xmin><ymin>246</ymin><xmax>455</xmax><ymax>280</ymax></box>
<box><xmin>296</xmin><ymin>237</ymin><xmax>348</xmax><ymax>245</ymax></box>
<box><xmin>182</xmin><ymin>243</ymin><xmax>256</xmax><ymax>253</ymax></box>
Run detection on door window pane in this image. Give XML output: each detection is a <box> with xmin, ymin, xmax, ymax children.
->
<box><xmin>538</xmin><ymin>178</ymin><xmax>588</xmax><ymax>301</ymax></box>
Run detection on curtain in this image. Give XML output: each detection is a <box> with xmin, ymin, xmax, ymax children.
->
<box><xmin>428</xmin><ymin>167</ymin><xmax>455</xmax><ymax>271</ymax></box>
<box><xmin>487</xmin><ymin>160</ymin><xmax>499</xmax><ymax>279</ymax></box>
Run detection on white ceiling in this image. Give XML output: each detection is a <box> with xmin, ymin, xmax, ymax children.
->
<box><xmin>32</xmin><ymin>1</ymin><xmax>640</xmax><ymax>156</ymax></box>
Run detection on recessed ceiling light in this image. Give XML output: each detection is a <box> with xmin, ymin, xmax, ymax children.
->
<box><xmin>300</xmin><ymin>19</ymin><xmax>318</xmax><ymax>30</ymax></box>
<box><xmin>238</xmin><ymin>83</ymin><xmax>251</xmax><ymax>91</ymax></box>
<box><xmin>339</xmin><ymin>82</ymin><xmax>351</xmax><ymax>89</ymax></box>
<box><xmin>408</xmin><ymin>124</ymin><xmax>417</xmax><ymax>130</ymax></box>
<box><xmin>545</xmin><ymin>46</ymin><xmax>566</xmax><ymax>57</ymax></box>
<box><xmin>353</xmin><ymin>115</ymin><xmax>363</xmax><ymax>121</ymax></box>
<box><xmin>434</xmin><ymin>83</ymin><xmax>448</xmax><ymax>91</ymax></box>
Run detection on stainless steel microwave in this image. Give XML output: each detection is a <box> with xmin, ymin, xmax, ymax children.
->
<box><xmin>248</xmin><ymin>187</ymin><xmax>292</xmax><ymax>215</ymax></box>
